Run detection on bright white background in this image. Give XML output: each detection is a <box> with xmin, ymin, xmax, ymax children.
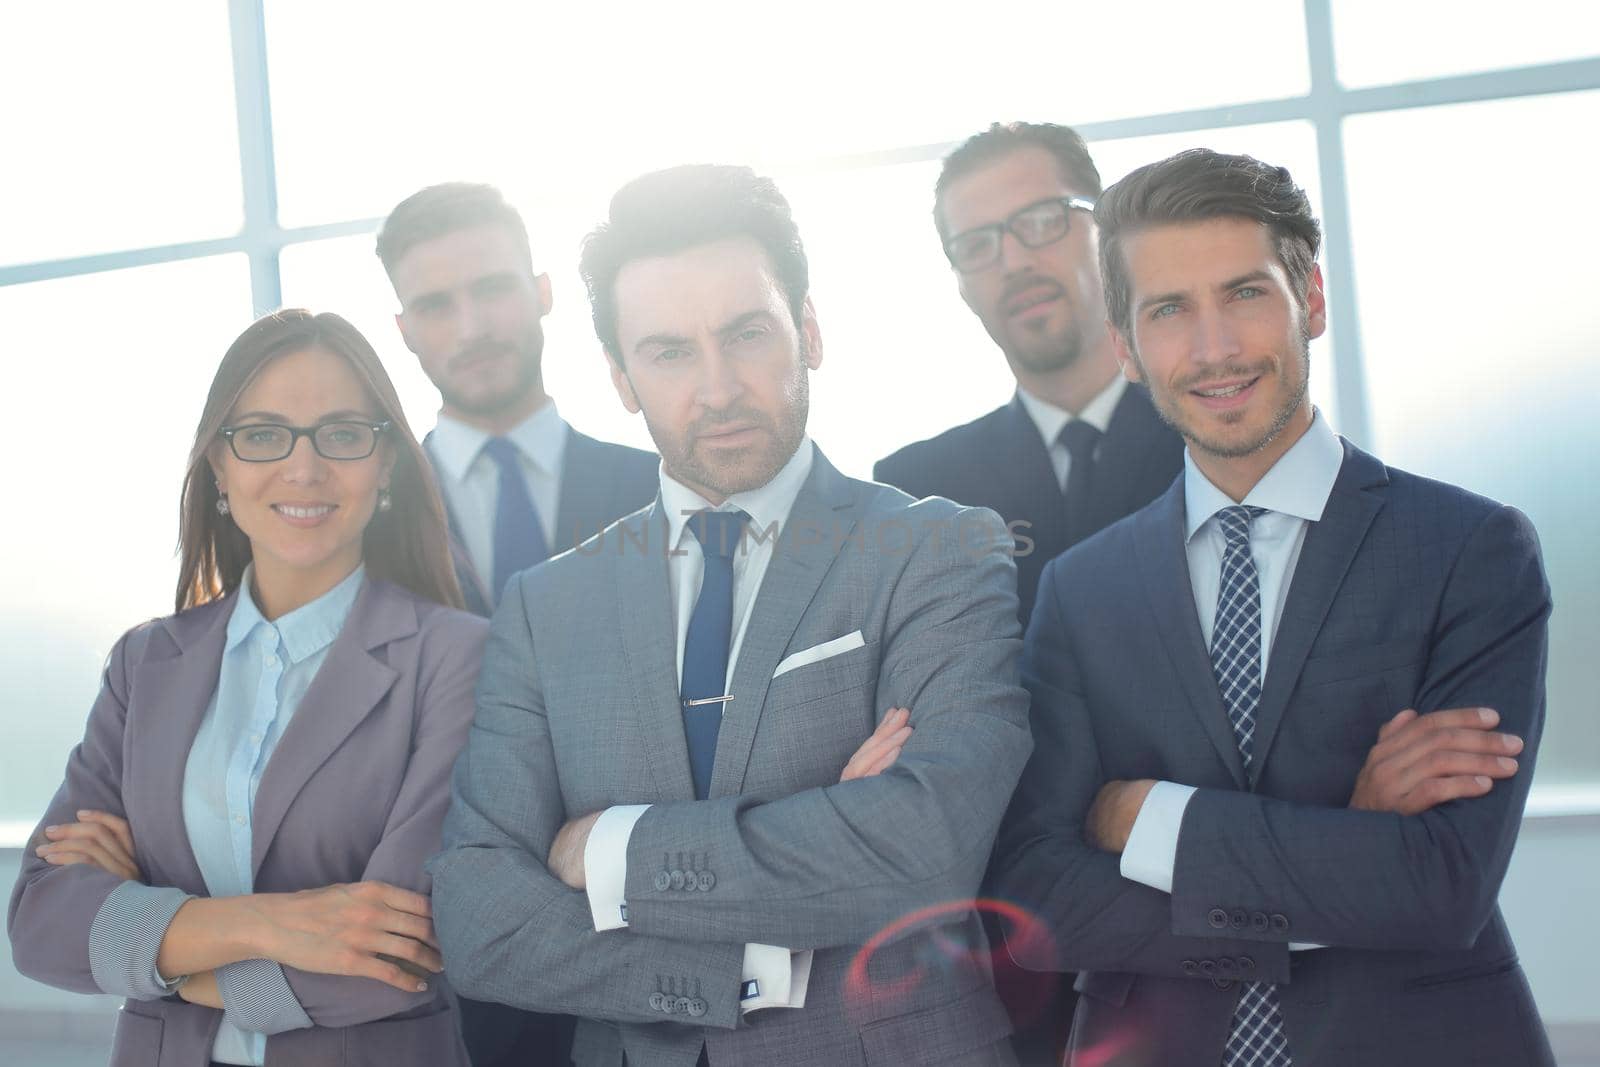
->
<box><xmin>2</xmin><ymin>2</ymin><xmax>1599</xmax><ymax>1057</ymax></box>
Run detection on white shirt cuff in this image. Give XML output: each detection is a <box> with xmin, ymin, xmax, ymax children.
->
<box><xmin>583</xmin><ymin>804</ymin><xmax>651</xmax><ymax>931</ymax></box>
<box><xmin>1119</xmin><ymin>784</ymin><xmax>1326</xmax><ymax>950</ymax></box>
<box><xmin>739</xmin><ymin>945</ymin><xmax>812</xmax><ymax>1013</ymax></box>
<box><xmin>1119</xmin><ymin>781</ymin><xmax>1197</xmax><ymax>893</ymax></box>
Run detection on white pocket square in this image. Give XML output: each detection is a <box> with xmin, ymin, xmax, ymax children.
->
<box><xmin>773</xmin><ymin>630</ymin><xmax>866</xmax><ymax>678</ymax></box>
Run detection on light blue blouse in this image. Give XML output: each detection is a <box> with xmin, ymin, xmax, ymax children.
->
<box><xmin>87</xmin><ymin>565</ymin><xmax>364</xmax><ymax>1066</ymax></box>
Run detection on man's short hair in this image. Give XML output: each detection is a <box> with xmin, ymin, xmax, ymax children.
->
<box><xmin>934</xmin><ymin>122</ymin><xmax>1104</xmax><ymax>238</ymax></box>
<box><xmin>579</xmin><ymin>164</ymin><xmax>809</xmax><ymax>364</ymax></box>
<box><xmin>375</xmin><ymin>182</ymin><xmax>533</xmax><ymax>278</ymax></box>
<box><xmin>1096</xmin><ymin>149</ymin><xmax>1322</xmax><ymax>338</ymax></box>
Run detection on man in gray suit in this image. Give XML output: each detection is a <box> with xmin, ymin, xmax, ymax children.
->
<box><xmin>430</xmin><ymin>164</ymin><xmax>1032</xmax><ymax>1066</ymax></box>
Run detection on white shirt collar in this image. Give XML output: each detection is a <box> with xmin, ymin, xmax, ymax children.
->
<box><xmin>1015</xmin><ymin>374</ymin><xmax>1129</xmax><ymax>451</ymax></box>
<box><xmin>429</xmin><ymin>400</ymin><xmax>567</xmax><ymax>485</ymax></box>
<box><xmin>660</xmin><ymin>437</ymin><xmax>816</xmax><ymax>550</ymax></box>
<box><xmin>1183</xmin><ymin>408</ymin><xmax>1345</xmax><ymax>543</ymax></box>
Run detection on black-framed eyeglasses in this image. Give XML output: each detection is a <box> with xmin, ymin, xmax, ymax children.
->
<box><xmin>942</xmin><ymin>196</ymin><xmax>1097</xmax><ymax>273</ymax></box>
<box><xmin>218</xmin><ymin>420</ymin><xmax>392</xmax><ymax>463</ymax></box>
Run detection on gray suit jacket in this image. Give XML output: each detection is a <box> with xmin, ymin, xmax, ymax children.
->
<box><xmin>9</xmin><ymin>578</ymin><xmax>486</xmax><ymax>1067</ymax></box>
<box><xmin>991</xmin><ymin>441</ymin><xmax>1555</xmax><ymax>1066</ymax></box>
<box><xmin>431</xmin><ymin>450</ymin><xmax>1033</xmax><ymax>1067</ymax></box>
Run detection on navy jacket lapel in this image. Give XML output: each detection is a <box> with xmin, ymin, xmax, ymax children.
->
<box><xmin>554</xmin><ymin>430</ymin><xmax>613</xmax><ymax>553</ymax></box>
<box><xmin>615</xmin><ymin>499</ymin><xmax>699</xmax><ymax>801</ymax></box>
<box><xmin>1134</xmin><ymin>480</ymin><xmax>1249</xmax><ymax>789</ymax></box>
<box><xmin>1250</xmin><ymin>441</ymin><xmax>1389</xmax><ymax>781</ymax></box>
<box><xmin>709</xmin><ymin>452</ymin><xmax>857</xmax><ymax>798</ymax></box>
<box><xmin>250</xmin><ymin>580</ymin><xmax>409</xmax><ymax>875</ymax></box>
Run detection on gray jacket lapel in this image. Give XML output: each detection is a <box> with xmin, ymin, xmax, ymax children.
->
<box><xmin>251</xmin><ymin>579</ymin><xmax>409</xmax><ymax>875</ymax></box>
<box><xmin>132</xmin><ymin>603</ymin><xmax>230</xmax><ymax>891</ymax></box>
<box><xmin>1250</xmin><ymin>441</ymin><xmax>1388</xmax><ymax>782</ymax></box>
<box><xmin>1134</xmin><ymin>480</ymin><xmax>1249</xmax><ymax>790</ymax></box>
<box><xmin>615</xmin><ymin>499</ymin><xmax>699</xmax><ymax>801</ymax></box>
<box><xmin>709</xmin><ymin>452</ymin><xmax>858</xmax><ymax>798</ymax></box>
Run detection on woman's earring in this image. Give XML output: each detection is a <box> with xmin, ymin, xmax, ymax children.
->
<box><xmin>215</xmin><ymin>493</ymin><xmax>230</xmax><ymax>516</ymax></box>
<box><xmin>377</xmin><ymin>488</ymin><xmax>392</xmax><ymax>513</ymax></box>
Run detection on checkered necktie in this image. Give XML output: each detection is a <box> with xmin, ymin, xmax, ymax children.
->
<box><xmin>1211</xmin><ymin>505</ymin><xmax>1293</xmax><ymax>1067</ymax></box>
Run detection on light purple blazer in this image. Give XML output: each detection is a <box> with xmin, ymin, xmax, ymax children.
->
<box><xmin>8</xmin><ymin>577</ymin><xmax>486</xmax><ymax>1067</ymax></box>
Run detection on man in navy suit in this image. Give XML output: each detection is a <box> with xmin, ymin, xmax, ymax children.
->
<box><xmin>875</xmin><ymin>123</ymin><xmax>1183</xmax><ymax>628</ymax></box>
<box><xmin>377</xmin><ymin>183</ymin><xmax>658</xmax><ymax>1064</ymax></box>
<box><xmin>991</xmin><ymin>149</ymin><xmax>1554</xmax><ymax>1066</ymax></box>
<box><xmin>378</xmin><ymin>182</ymin><xmax>659</xmax><ymax>619</ymax></box>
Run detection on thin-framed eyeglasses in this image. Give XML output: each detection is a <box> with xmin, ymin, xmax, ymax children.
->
<box><xmin>218</xmin><ymin>420</ymin><xmax>392</xmax><ymax>462</ymax></box>
<box><xmin>942</xmin><ymin>196</ymin><xmax>1097</xmax><ymax>273</ymax></box>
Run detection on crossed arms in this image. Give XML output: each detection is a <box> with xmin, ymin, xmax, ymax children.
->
<box><xmin>991</xmin><ymin>504</ymin><xmax>1551</xmax><ymax>979</ymax></box>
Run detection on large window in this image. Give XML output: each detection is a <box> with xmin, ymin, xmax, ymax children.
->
<box><xmin>3</xmin><ymin>1</ymin><xmax>1598</xmax><ymax>836</ymax></box>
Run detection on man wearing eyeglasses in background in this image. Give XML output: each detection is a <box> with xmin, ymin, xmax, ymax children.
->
<box><xmin>874</xmin><ymin>122</ymin><xmax>1185</xmax><ymax>1066</ymax></box>
<box><xmin>875</xmin><ymin>123</ymin><xmax>1183</xmax><ymax>630</ymax></box>
<box><xmin>377</xmin><ymin>184</ymin><xmax>660</xmax><ymax>1066</ymax></box>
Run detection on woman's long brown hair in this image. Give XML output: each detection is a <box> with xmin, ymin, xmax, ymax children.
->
<box><xmin>175</xmin><ymin>309</ymin><xmax>463</xmax><ymax>612</ymax></box>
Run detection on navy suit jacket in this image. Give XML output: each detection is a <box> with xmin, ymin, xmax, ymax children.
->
<box><xmin>991</xmin><ymin>439</ymin><xmax>1555</xmax><ymax>1067</ymax></box>
<box><xmin>874</xmin><ymin>384</ymin><xmax>1183</xmax><ymax>626</ymax></box>
<box><xmin>426</xmin><ymin>427</ymin><xmax>659</xmax><ymax>617</ymax></box>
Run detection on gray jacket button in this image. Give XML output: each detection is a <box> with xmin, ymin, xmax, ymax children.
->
<box><xmin>654</xmin><ymin>871</ymin><xmax>671</xmax><ymax>892</ymax></box>
<box><xmin>698</xmin><ymin>871</ymin><xmax>716</xmax><ymax>891</ymax></box>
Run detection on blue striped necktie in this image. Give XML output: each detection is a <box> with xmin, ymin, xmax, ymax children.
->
<box><xmin>1211</xmin><ymin>505</ymin><xmax>1293</xmax><ymax>1067</ymax></box>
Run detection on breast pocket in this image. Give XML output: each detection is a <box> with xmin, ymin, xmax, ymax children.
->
<box><xmin>754</xmin><ymin>642</ymin><xmax>880</xmax><ymax>790</ymax></box>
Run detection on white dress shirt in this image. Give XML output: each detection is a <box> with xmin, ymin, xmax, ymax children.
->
<box><xmin>1120</xmin><ymin>411</ymin><xmax>1343</xmax><ymax>954</ymax></box>
<box><xmin>585</xmin><ymin>439</ymin><xmax>818</xmax><ymax>1013</ymax></box>
<box><xmin>426</xmin><ymin>401</ymin><xmax>568</xmax><ymax>578</ymax></box>
<box><xmin>1014</xmin><ymin>374</ymin><xmax>1128</xmax><ymax>490</ymax></box>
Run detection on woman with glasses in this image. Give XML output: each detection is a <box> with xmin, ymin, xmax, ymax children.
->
<box><xmin>9</xmin><ymin>309</ymin><xmax>482</xmax><ymax>1067</ymax></box>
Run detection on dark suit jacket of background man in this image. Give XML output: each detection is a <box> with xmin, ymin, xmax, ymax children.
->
<box><xmin>426</xmin><ymin>427</ymin><xmax>659</xmax><ymax>617</ymax></box>
<box><xmin>992</xmin><ymin>438</ymin><xmax>1555</xmax><ymax>1066</ymax></box>
<box><xmin>423</xmin><ymin>425</ymin><xmax>656</xmax><ymax>1067</ymax></box>
<box><xmin>874</xmin><ymin>381</ymin><xmax>1182</xmax><ymax>1065</ymax></box>
<box><xmin>874</xmin><ymin>383</ymin><xmax>1183</xmax><ymax>627</ymax></box>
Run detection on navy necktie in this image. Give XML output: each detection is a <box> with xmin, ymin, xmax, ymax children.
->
<box><xmin>1211</xmin><ymin>505</ymin><xmax>1293</xmax><ymax>1067</ymax></box>
<box><xmin>482</xmin><ymin>436</ymin><xmax>550</xmax><ymax>606</ymax></box>
<box><xmin>680</xmin><ymin>510</ymin><xmax>749</xmax><ymax>800</ymax></box>
<box><xmin>1058</xmin><ymin>419</ymin><xmax>1102</xmax><ymax>545</ymax></box>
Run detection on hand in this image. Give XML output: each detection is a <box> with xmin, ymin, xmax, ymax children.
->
<box><xmin>1085</xmin><ymin>779</ymin><xmax>1158</xmax><ymax>855</ymax></box>
<box><xmin>840</xmin><ymin>707</ymin><xmax>913</xmax><ymax>782</ymax></box>
<box><xmin>177</xmin><ymin>969</ymin><xmax>224</xmax><ymax>1009</ymax></box>
<box><xmin>1350</xmin><ymin>707</ymin><xmax>1522</xmax><ymax>815</ymax></box>
<box><xmin>250</xmin><ymin>882</ymin><xmax>441</xmax><ymax>994</ymax></box>
<box><xmin>549</xmin><ymin>810</ymin><xmax>602</xmax><ymax>891</ymax></box>
<box><xmin>35</xmin><ymin>810</ymin><xmax>143</xmax><ymax>881</ymax></box>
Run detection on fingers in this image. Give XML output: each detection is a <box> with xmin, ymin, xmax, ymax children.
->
<box><xmin>43</xmin><ymin>821</ymin><xmax>136</xmax><ymax>870</ymax></box>
<box><xmin>367</xmin><ymin>933</ymin><xmax>444</xmax><ymax>974</ymax></box>
<box><xmin>37</xmin><ymin>822</ymin><xmax>139</xmax><ymax>880</ymax></box>
<box><xmin>1399</xmin><ymin>774</ymin><xmax>1497</xmax><ymax>815</ymax></box>
<box><xmin>839</xmin><ymin>709</ymin><xmax>914</xmax><ymax>782</ymax></box>
<box><xmin>77</xmin><ymin>810</ymin><xmax>136</xmax><ymax>858</ymax></box>
<box><xmin>354</xmin><ymin>952</ymin><xmax>431</xmax><ymax>994</ymax></box>
<box><xmin>1375</xmin><ymin>708</ymin><xmax>1417</xmax><ymax>741</ymax></box>
<box><xmin>37</xmin><ymin>842</ymin><xmax>139</xmax><ymax>881</ymax></box>
<box><xmin>362</xmin><ymin>882</ymin><xmax>432</xmax><ymax>919</ymax></box>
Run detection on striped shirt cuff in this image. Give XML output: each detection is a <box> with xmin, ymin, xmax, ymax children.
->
<box><xmin>217</xmin><ymin>958</ymin><xmax>314</xmax><ymax>1034</ymax></box>
<box><xmin>88</xmin><ymin>882</ymin><xmax>194</xmax><ymax>999</ymax></box>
